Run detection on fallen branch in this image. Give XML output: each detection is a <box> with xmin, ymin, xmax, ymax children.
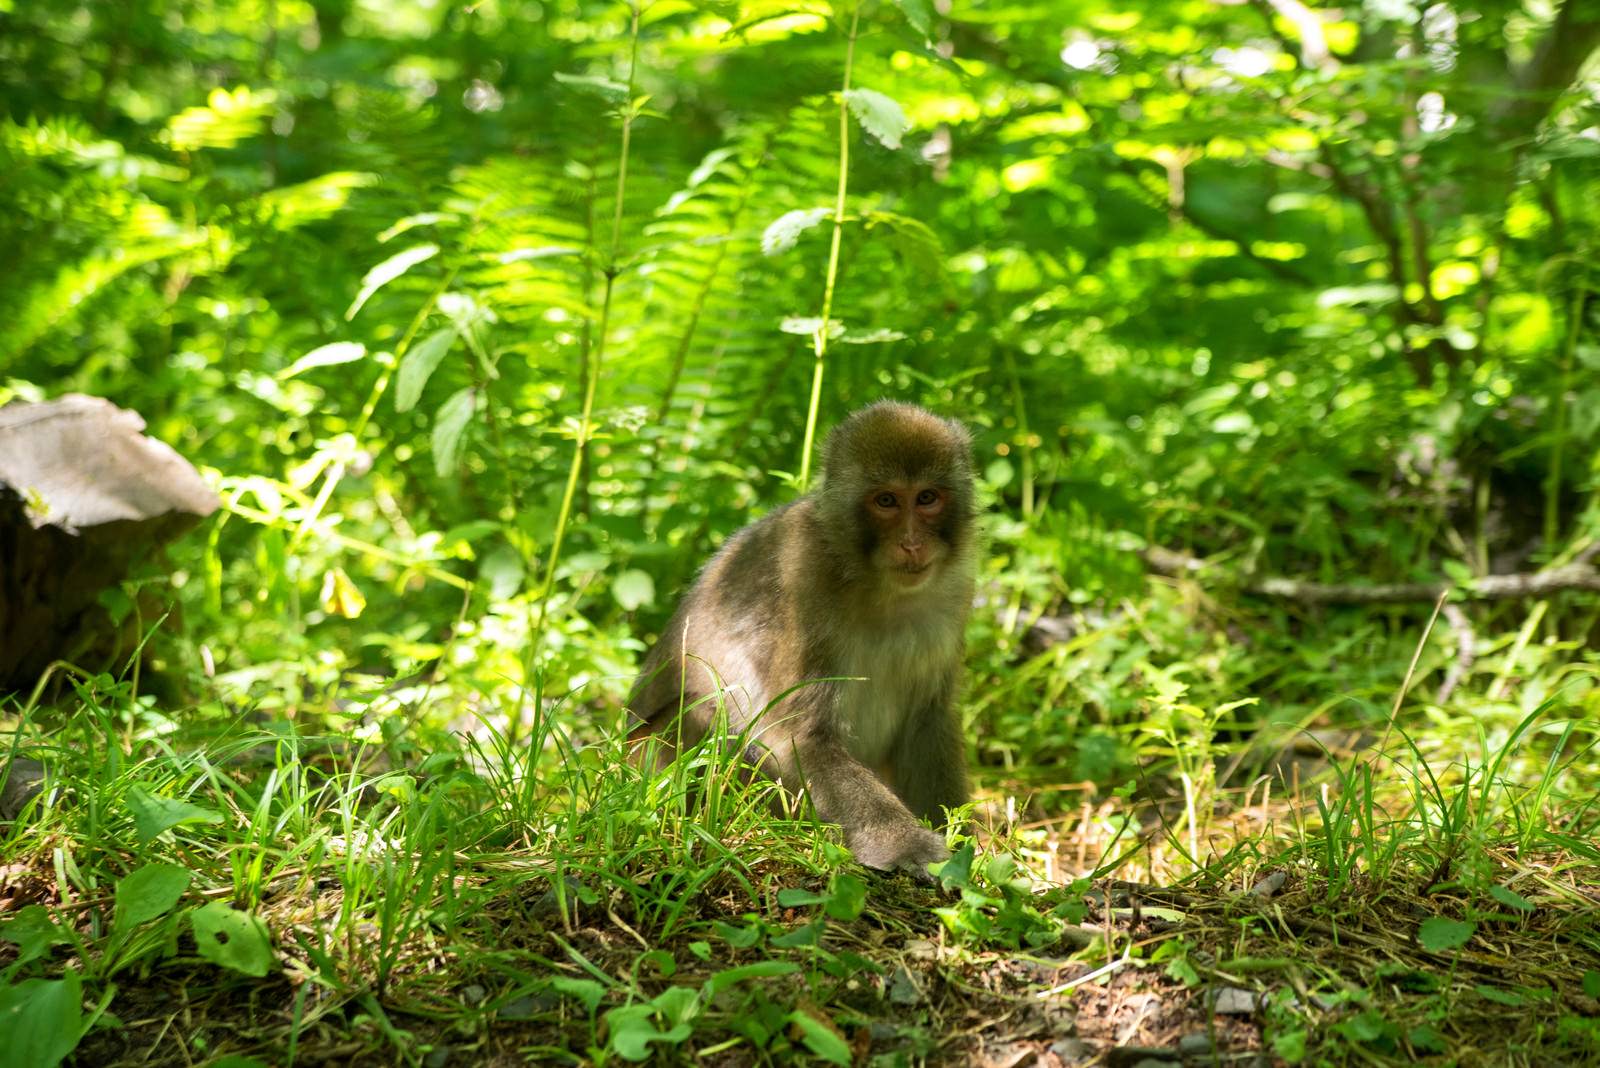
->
<box><xmin>1141</xmin><ymin>548</ymin><xmax>1600</xmax><ymax>604</ymax></box>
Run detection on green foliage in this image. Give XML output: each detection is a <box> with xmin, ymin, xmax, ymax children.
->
<box><xmin>2</xmin><ymin>0</ymin><xmax>1600</xmax><ymax>1062</ymax></box>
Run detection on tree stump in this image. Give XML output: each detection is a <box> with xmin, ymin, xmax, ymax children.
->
<box><xmin>0</xmin><ymin>394</ymin><xmax>219</xmax><ymax>691</ymax></box>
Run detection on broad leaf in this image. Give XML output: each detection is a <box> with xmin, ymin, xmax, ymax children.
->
<box><xmin>125</xmin><ymin>785</ymin><xmax>222</xmax><ymax>843</ymax></box>
<box><xmin>114</xmin><ymin>863</ymin><xmax>192</xmax><ymax>930</ymax></box>
<box><xmin>0</xmin><ymin>972</ymin><xmax>85</xmax><ymax>1068</ymax></box>
<box><xmin>1417</xmin><ymin>916</ymin><xmax>1474</xmax><ymax>952</ymax></box>
<box><xmin>431</xmin><ymin>387</ymin><xmax>477</xmax><ymax>477</ymax></box>
<box><xmin>844</xmin><ymin>88</ymin><xmax>910</xmax><ymax>150</ymax></box>
<box><xmin>190</xmin><ymin>902</ymin><xmax>274</xmax><ymax>977</ymax></box>
<box><xmin>279</xmin><ymin>342</ymin><xmax>366</xmax><ymax>380</ymax></box>
<box><xmin>394</xmin><ymin>328</ymin><xmax>457</xmax><ymax>412</ymax></box>
<box><xmin>346</xmin><ymin>244</ymin><xmax>439</xmax><ymax>319</ymax></box>
<box><xmin>761</xmin><ymin>208</ymin><xmax>831</xmax><ymax>256</ymax></box>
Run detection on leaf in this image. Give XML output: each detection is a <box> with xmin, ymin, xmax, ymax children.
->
<box><xmin>1407</xmin><ymin>1025</ymin><xmax>1446</xmax><ymax>1053</ymax></box>
<box><xmin>125</xmin><ymin>784</ymin><xmax>222</xmax><ymax>843</ymax></box>
<box><xmin>1474</xmin><ymin>984</ymin><xmax>1525</xmax><ymax>1006</ymax></box>
<box><xmin>824</xmin><ymin>873</ymin><xmax>867</xmax><ymax>921</ymax></box>
<box><xmin>0</xmin><ymin>971</ymin><xmax>85</xmax><ymax>1068</ymax></box>
<box><xmin>1417</xmin><ymin>916</ymin><xmax>1475</xmax><ymax>952</ymax></box>
<box><xmin>278</xmin><ymin>341</ymin><xmax>366</xmax><ymax>380</ymax></box>
<box><xmin>114</xmin><ymin>863</ymin><xmax>192</xmax><ymax>930</ymax></box>
<box><xmin>190</xmin><ymin>902</ymin><xmax>274</xmax><ymax>977</ymax></box>
<box><xmin>479</xmin><ymin>545</ymin><xmax>525</xmax><ymax>601</ymax></box>
<box><xmin>165</xmin><ymin>86</ymin><xmax>276</xmax><ymax>151</ymax></box>
<box><xmin>1584</xmin><ymin>970</ymin><xmax>1600</xmax><ymax>999</ymax></box>
<box><xmin>1</xmin><ymin>905</ymin><xmax>70</xmax><ymax>967</ymax></box>
<box><xmin>786</xmin><ymin>1008</ymin><xmax>851</xmax><ymax>1066</ymax></box>
<box><xmin>1488</xmin><ymin>883</ymin><xmax>1535</xmax><ymax>914</ymax></box>
<box><xmin>777</xmin><ymin>887</ymin><xmax>826</xmax><ymax>908</ymax></box>
<box><xmin>258</xmin><ymin>171</ymin><xmax>377</xmax><ymax>228</ymax></box>
<box><xmin>431</xmin><ymin>387</ymin><xmax>477</xmax><ymax>477</ymax></box>
<box><xmin>702</xmin><ymin>961</ymin><xmax>800</xmax><ymax>999</ymax></box>
<box><xmin>932</xmin><ymin>841</ymin><xmax>975</xmax><ymax>890</ymax></box>
<box><xmin>346</xmin><ymin>244</ymin><xmax>439</xmax><ymax>320</ymax></box>
<box><xmin>499</xmin><ymin>245</ymin><xmax>583</xmax><ymax>264</ymax></box>
<box><xmin>613</xmin><ymin>569</ymin><xmax>655</xmax><ymax>611</ymax></box>
<box><xmin>318</xmin><ymin>567</ymin><xmax>366</xmax><ymax>619</ymax></box>
<box><xmin>395</xmin><ymin>328</ymin><xmax>457</xmax><ymax>412</ymax></box>
<box><xmin>637</xmin><ymin>949</ymin><xmax>676</xmax><ymax>978</ymax></box>
<box><xmin>779</xmin><ymin>316</ymin><xmax>843</xmax><ymax>338</ymax></box>
<box><xmin>550</xmin><ymin>976</ymin><xmax>606</xmax><ymax>1014</ymax></box>
<box><xmin>713</xmin><ymin>920</ymin><xmax>761</xmax><ymax>949</ymax></box>
<box><xmin>761</xmin><ymin>208</ymin><xmax>832</xmax><ymax>256</ymax></box>
<box><xmin>603</xmin><ymin>1003</ymin><xmax>693</xmax><ymax>1061</ymax></box>
<box><xmin>839</xmin><ymin>328</ymin><xmax>907</xmax><ymax>345</ymax></box>
<box><xmin>770</xmin><ymin>919</ymin><xmax>823</xmax><ymax>947</ymax></box>
<box><xmin>554</xmin><ymin>71</ymin><xmax>629</xmax><ymax>102</ymax></box>
<box><xmin>844</xmin><ymin>88</ymin><xmax>911</xmax><ymax>150</ymax></box>
<box><xmin>894</xmin><ymin>0</ymin><xmax>934</xmax><ymax>36</ymax></box>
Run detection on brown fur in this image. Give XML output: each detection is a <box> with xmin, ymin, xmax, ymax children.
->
<box><xmin>628</xmin><ymin>402</ymin><xmax>975</xmax><ymax>875</ymax></box>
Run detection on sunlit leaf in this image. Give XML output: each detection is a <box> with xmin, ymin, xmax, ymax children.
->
<box><xmin>432</xmin><ymin>387</ymin><xmax>477</xmax><ymax>477</ymax></box>
<box><xmin>259</xmin><ymin>172</ymin><xmax>377</xmax><ymax>228</ymax></box>
<box><xmin>395</xmin><ymin>328</ymin><xmax>457</xmax><ymax>412</ymax></box>
<box><xmin>613</xmin><ymin>569</ymin><xmax>656</xmax><ymax>611</ymax></box>
<box><xmin>554</xmin><ymin>71</ymin><xmax>629</xmax><ymax>101</ymax></box>
<box><xmin>165</xmin><ymin>86</ymin><xmax>276</xmax><ymax>151</ymax></box>
<box><xmin>346</xmin><ymin>244</ymin><xmax>439</xmax><ymax>320</ymax></box>
<box><xmin>894</xmin><ymin>0</ymin><xmax>934</xmax><ymax>37</ymax></box>
<box><xmin>844</xmin><ymin>88</ymin><xmax>911</xmax><ymax>150</ymax></box>
<box><xmin>279</xmin><ymin>341</ymin><xmax>366</xmax><ymax>379</ymax></box>
<box><xmin>319</xmin><ymin>567</ymin><xmax>366</xmax><ymax>619</ymax></box>
<box><xmin>761</xmin><ymin>208</ymin><xmax>832</xmax><ymax>256</ymax></box>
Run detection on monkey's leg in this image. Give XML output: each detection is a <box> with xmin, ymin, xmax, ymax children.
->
<box><xmin>789</xmin><ymin>732</ymin><xmax>950</xmax><ymax>877</ymax></box>
<box><xmin>887</xmin><ymin>695</ymin><xmax>970</xmax><ymax>828</ymax></box>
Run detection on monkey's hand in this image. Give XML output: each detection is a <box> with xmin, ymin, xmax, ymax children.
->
<box><xmin>847</xmin><ymin>821</ymin><xmax>949</xmax><ymax>881</ymax></box>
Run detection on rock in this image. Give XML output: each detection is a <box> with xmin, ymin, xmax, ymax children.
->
<box><xmin>0</xmin><ymin>395</ymin><xmax>217</xmax><ymax>690</ymax></box>
<box><xmin>0</xmin><ymin>758</ymin><xmax>46</xmax><ymax>821</ymax></box>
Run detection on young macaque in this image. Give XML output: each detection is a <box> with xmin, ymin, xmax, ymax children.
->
<box><xmin>628</xmin><ymin>401</ymin><xmax>977</xmax><ymax>876</ymax></box>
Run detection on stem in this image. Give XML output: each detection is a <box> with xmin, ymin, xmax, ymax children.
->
<box><xmin>1544</xmin><ymin>258</ymin><xmax>1589</xmax><ymax>555</ymax></box>
<box><xmin>290</xmin><ymin>264</ymin><xmax>459</xmax><ymax>554</ymax></box>
<box><xmin>1000</xmin><ymin>348</ymin><xmax>1035</xmax><ymax>520</ymax></box>
<box><xmin>531</xmin><ymin>1</ymin><xmax>643</xmax><ymax>655</ymax></box>
<box><xmin>797</xmin><ymin>7</ymin><xmax>860</xmax><ymax>491</ymax></box>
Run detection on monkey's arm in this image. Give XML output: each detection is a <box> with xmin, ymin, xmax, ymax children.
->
<box><xmin>888</xmin><ymin>682</ymin><xmax>969</xmax><ymax>828</ymax></box>
<box><xmin>784</xmin><ymin>724</ymin><xmax>950</xmax><ymax>877</ymax></box>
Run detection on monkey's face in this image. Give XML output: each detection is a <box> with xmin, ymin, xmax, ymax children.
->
<box><xmin>862</xmin><ymin>482</ymin><xmax>955</xmax><ymax>589</ymax></box>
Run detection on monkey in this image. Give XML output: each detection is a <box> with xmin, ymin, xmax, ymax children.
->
<box><xmin>627</xmin><ymin>401</ymin><xmax>977</xmax><ymax>877</ymax></box>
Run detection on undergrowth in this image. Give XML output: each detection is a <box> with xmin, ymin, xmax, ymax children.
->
<box><xmin>3</xmin><ymin>594</ymin><xmax>1599</xmax><ymax>1067</ymax></box>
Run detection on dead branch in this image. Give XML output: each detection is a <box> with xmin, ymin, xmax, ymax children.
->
<box><xmin>1141</xmin><ymin>547</ymin><xmax>1600</xmax><ymax>604</ymax></box>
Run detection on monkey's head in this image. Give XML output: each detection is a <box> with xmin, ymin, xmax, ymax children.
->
<box><xmin>818</xmin><ymin>401</ymin><xmax>975</xmax><ymax>592</ymax></box>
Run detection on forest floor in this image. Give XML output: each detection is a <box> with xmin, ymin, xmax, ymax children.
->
<box><xmin>5</xmin><ymin>722</ymin><xmax>1599</xmax><ymax>1068</ymax></box>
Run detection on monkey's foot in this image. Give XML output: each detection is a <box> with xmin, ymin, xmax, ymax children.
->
<box><xmin>848</xmin><ymin>823</ymin><xmax>949</xmax><ymax>881</ymax></box>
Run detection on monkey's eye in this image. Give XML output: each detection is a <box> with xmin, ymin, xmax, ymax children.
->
<box><xmin>873</xmin><ymin>492</ymin><xmax>898</xmax><ymax>509</ymax></box>
<box><xmin>915</xmin><ymin>489</ymin><xmax>941</xmax><ymax>507</ymax></box>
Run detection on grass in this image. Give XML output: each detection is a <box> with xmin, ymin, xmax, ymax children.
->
<box><xmin>3</xmin><ymin>595</ymin><xmax>1600</xmax><ymax>1067</ymax></box>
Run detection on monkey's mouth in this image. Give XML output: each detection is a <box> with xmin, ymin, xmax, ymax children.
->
<box><xmin>893</xmin><ymin>563</ymin><xmax>932</xmax><ymax>585</ymax></box>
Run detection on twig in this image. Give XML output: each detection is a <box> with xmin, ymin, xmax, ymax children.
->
<box><xmin>1141</xmin><ymin>547</ymin><xmax>1600</xmax><ymax>603</ymax></box>
<box><xmin>1436</xmin><ymin>601</ymin><xmax>1475</xmax><ymax>703</ymax></box>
